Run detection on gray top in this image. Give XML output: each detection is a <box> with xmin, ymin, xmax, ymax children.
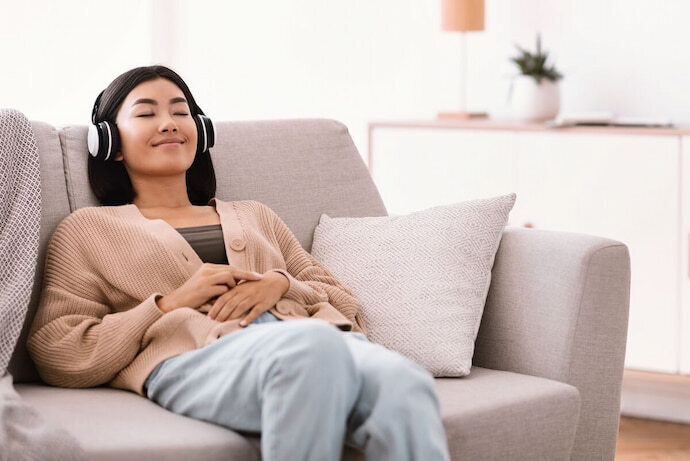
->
<box><xmin>175</xmin><ymin>224</ymin><xmax>228</xmax><ymax>264</ymax></box>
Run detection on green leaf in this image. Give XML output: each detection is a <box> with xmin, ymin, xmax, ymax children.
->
<box><xmin>508</xmin><ymin>34</ymin><xmax>562</xmax><ymax>81</ymax></box>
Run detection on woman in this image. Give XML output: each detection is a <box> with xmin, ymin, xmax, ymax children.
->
<box><xmin>27</xmin><ymin>65</ymin><xmax>450</xmax><ymax>461</ymax></box>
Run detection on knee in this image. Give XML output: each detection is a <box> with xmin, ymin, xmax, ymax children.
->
<box><xmin>378</xmin><ymin>355</ymin><xmax>436</xmax><ymax>396</ymax></box>
<box><xmin>299</xmin><ymin>320</ymin><xmax>348</xmax><ymax>358</ymax></box>
<box><xmin>273</xmin><ymin>320</ymin><xmax>353</xmax><ymax>369</ymax></box>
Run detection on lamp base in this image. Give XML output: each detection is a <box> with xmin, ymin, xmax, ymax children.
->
<box><xmin>437</xmin><ymin>111</ymin><xmax>488</xmax><ymax>119</ymax></box>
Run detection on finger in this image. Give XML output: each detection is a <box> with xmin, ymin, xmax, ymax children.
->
<box><xmin>208</xmin><ymin>296</ymin><xmax>226</xmax><ymax>319</ymax></box>
<box><xmin>210</xmin><ymin>271</ymin><xmax>236</xmax><ymax>288</ymax></box>
<box><xmin>209</xmin><ymin>289</ymin><xmax>241</xmax><ymax>320</ymax></box>
<box><xmin>214</xmin><ymin>300</ymin><xmax>235</xmax><ymax>322</ymax></box>
<box><xmin>208</xmin><ymin>267</ymin><xmax>261</xmax><ymax>286</ymax></box>
<box><xmin>215</xmin><ymin>270</ymin><xmax>260</xmax><ymax>290</ymax></box>
<box><xmin>225</xmin><ymin>294</ymin><xmax>256</xmax><ymax>321</ymax></box>
<box><xmin>233</xmin><ymin>269</ymin><xmax>263</xmax><ymax>282</ymax></box>
<box><xmin>210</xmin><ymin>284</ymin><xmax>231</xmax><ymax>298</ymax></box>
<box><xmin>214</xmin><ymin>291</ymin><xmax>253</xmax><ymax>322</ymax></box>
<box><xmin>204</xmin><ymin>263</ymin><xmax>261</xmax><ymax>278</ymax></box>
<box><xmin>240</xmin><ymin>303</ymin><xmax>269</xmax><ymax>327</ymax></box>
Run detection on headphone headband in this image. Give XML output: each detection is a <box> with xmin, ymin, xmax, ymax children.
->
<box><xmin>91</xmin><ymin>89</ymin><xmax>105</xmax><ymax>125</ymax></box>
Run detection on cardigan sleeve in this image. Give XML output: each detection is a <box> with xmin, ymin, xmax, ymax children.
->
<box><xmin>26</xmin><ymin>221</ymin><xmax>165</xmax><ymax>389</ymax></box>
<box><xmin>259</xmin><ymin>203</ymin><xmax>367</xmax><ymax>335</ymax></box>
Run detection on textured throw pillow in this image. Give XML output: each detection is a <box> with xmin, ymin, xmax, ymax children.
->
<box><xmin>311</xmin><ymin>193</ymin><xmax>516</xmax><ymax>377</ymax></box>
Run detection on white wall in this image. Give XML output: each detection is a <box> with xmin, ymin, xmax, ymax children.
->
<box><xmin>473</xmin><ymin>0</ymin><xmax>690</xmax><ymax>124</ymax></box>
<box><xmin>3</xmin><ymin>0</ymin><xmax>690</xmax><ymax>160</ymax></box>
<box><xmin>0</xmin><ymin>0</ymin><xmax>152</xmax><ymax>127</ymax></box>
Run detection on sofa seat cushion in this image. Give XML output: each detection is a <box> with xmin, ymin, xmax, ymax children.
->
<box><xmin>435</xmin><ymin>367</ymin><xmax>581</xmax><ymax>460</ymax></box>
<box><xmin>16</xmin><ymin>366</ymin><xmax>580</xmax><ymax>461</ymax></box>
<box><xmin>14</xmin><ymin>384</ymin><xmax>260</xmax><ymax>461</ymax></box>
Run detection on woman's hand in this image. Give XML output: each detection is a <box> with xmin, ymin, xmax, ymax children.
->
<box><xmin>157</xmin><ymin>263</ymin><xmax>263</xmax><ymax>313</ymax></box>
<box><xmin>208</xmin><ymin>271</ymin><xmax>289</xmax><ymax>326</ymax></box>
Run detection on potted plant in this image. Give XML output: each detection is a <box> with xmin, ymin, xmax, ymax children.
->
<box><xmin>508</xmin><ymin>34</ymin><xmax>563</xmax><ymax>121</ymax></box>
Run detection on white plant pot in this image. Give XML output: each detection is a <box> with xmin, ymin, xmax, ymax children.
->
<box><xmin>508</xmin><ymin>76</ymin><xmax>560</xmax><ymax>121</ymax></box>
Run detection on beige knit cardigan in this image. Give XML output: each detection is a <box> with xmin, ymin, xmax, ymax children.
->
<box><xmin>27</xmin><ymin>198</ymin><xmax>366</xmax><ymax>396</ymax></box>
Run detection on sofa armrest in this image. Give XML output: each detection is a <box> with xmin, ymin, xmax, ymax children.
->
<box><xmin>473</xmin><ymin>226</ymin><xmax>631</xmax><ymax>460</ymax></box>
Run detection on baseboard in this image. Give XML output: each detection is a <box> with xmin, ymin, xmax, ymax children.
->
<box><xmin>620</xmin><ymin>369</ymin><xmax>690</xmax><ymax>424</ymax></box>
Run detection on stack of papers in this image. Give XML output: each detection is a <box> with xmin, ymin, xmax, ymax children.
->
<box><xmin>547</xmin><ymin>112</ymin><xmax>674</xmax><ymax>128</ymax></box>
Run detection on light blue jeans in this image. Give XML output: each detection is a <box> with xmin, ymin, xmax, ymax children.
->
<box><xmin>144</xmin><ymin>311</ymin><xmax>450</xmax><ymax>461</ymax></box>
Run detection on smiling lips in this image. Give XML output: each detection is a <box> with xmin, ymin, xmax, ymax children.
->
<box><xmin>153</xmin><ymin>137</ymin><xmax>184</xmax><ymax>146</ymax></box>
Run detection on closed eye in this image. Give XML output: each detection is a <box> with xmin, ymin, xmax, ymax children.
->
<box><xmin>137</xmin><ymin>113</ymin><xmax>189</xmax><ymax>117</ymax></box>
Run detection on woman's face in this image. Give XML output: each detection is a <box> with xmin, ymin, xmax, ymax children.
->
<box><xmin>113</xmin><ymin>78</ymin><xmax>198</xmax><ymax>177</ymax></box>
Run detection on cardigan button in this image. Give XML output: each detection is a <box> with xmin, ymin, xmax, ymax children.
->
<box><xmin>230</xmin><ymin>238</ymin><xmax>246</xmax><ymax>251</ymax></box>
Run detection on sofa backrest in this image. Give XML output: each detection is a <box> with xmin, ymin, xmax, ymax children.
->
<box><xmin>9</xmin><ymin>118</ymin><xmax>387</xmax><ymax>383</ymax></box>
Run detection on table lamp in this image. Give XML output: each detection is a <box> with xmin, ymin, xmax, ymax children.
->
<box><xmin>438</xmin><ymin>0</ymin><xmax>487</xmax><ymax>119</ymax></box>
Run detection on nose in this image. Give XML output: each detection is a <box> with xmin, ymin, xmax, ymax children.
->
<box><xmin>159</xmin><ymin>114</ymin><xmax>178</xmax><ymax>133</ymax></box>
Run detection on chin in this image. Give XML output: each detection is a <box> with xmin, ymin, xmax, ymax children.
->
<box><xmin>149</xmin><ymin>157</ymin><xmax>194</xmax><ymax>172</ymax></box>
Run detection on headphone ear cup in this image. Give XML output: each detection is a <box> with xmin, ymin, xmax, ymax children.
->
<box><xmin>194</xmin><ymin>114</ymin><xmax>215</xmax><ymax>154</ymax></box>
<box><xmin>88</xmin><ymin>121</ymin><xmax>121</xmax><ymax>161</ymax></box>
<box><xmin>87</xmin><ymin>124</ymin><xmax>100</xmax><ymax>157</ymax></box>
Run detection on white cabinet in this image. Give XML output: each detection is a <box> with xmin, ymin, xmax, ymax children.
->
<box><xmin>516</xmin><ymin>132</ymin><xmax>680</xmax><ymax>373</ymax></box>
<box><xmin>370</xmin><ymin>122</ymin><xmax>689</xmax><ymax>375</ymax></box>
<box><xmin>681</xmin><ymin>136</ymin><xmax>690</xmax><ymax>374</ymax></box>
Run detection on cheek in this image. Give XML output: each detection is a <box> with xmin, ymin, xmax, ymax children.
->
<box><xmin>184</xmin><ymin>138</ymin><xmax>197</xmax><ymax>157</ymax></box>
<box><xmin>184</xmin><ymin>120</ymin><xmax>198</xmax><ymax>147</ymax></box>
<box><xmin>117</xmin><ymin>134</ymin><xmax>137</xmax><ymax>162</ymax></box>
<box><xmin>117</xmin><ymin>121</ymin><xmax>148</xmax><ymax>152</ymax></box>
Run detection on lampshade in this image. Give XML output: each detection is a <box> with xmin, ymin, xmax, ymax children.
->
<box><xmin>442</xmin><ymin>0</ymin><xmax>484</xmax><ymax>32</ymax></box>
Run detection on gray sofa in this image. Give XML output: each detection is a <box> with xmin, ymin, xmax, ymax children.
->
<box><xmin>7</xmin><ymin>118</ymin><xmax>631</xmax><ymax>460</ymax></box>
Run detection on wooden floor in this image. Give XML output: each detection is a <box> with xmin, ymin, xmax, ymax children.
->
<box><xmin>615</xmin><ymin>416</ymin><xmax>690</xmax><ymax>460</ymax></box>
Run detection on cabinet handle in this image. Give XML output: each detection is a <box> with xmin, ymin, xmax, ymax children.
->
<box><xmin>523</xmin><ymin>222</ymin><xmax>535</xmax><ymax>229</ymax></box>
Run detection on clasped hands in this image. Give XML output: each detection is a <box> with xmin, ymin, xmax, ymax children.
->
<box><xmin>156</xmin><ymin>263</ymin><xmax>290</xmax><ymax>327</ymax></box>
<box><xmin>208</xmin><ymin>270</ymin><xmax>289</xmax><ymax>326</ymax></box>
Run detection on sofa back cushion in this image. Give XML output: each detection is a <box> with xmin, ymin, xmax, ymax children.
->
<box><xmin>60</xmin><ymin>119</ymin><xmax>386</xmax><ymax>251</ymax></box>
<box><xmin>10</xmin><ymin>118</ymin><xmax>387</xmax><ymax>383</ymax></box>
<box><xmin>311</xmin><ymin>194</ymin><xmax>516</xmax><ymax>377</ymax></box>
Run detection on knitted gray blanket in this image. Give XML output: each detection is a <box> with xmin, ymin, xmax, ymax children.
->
<box><xmin>0</xmin><ymin>108</ymin><xmax>39</xmax><ymax>375</ymax></box>
<box><xmin>0</xmin><ymin>108</ymin><xmax>83</xmax><ymax>460</ymax></box>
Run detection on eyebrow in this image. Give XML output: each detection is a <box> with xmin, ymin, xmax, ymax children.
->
<box><xmin>131</xmin><ymin>97</ymin><xmax>188</xmax><ymax>106</ymax></box>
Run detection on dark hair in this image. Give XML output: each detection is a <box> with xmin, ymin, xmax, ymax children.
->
<box><xmin>88</xmin><ymin>65</ymin><xmax>216</xmax><ymax>206</ymax></box>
